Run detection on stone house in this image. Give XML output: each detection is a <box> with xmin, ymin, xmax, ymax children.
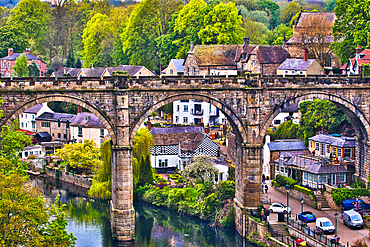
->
<box><xmin>106</xmin><ymin>65</ymin><xmax>156</xmax><ymax>77</ymax></box>
<box><xmin>35</xmin><ymin>112</ymin><xmax>76</xmax><ymax>142</ymax></box>
<box><xmin>19</xmin><ymin>103</ymin><xmax>54</xmax><ymax>133</ymax></box>
<box><xmin>285</xmin><ymin>12</ymin><xmax>340</xmax><ymax>68</ymax></box>
<box><xmin>162</xmin><ymin>59</ymin><xmax>185</xmax><ymax>76</ymax></box>
<box><xmin>341</xmin><ymin>45</ymin><xmax>370</xmax><ymax>75</ymax></box>
<box><xmin>277</xmin><ymin>49</ymin><xmax>324</xmax><ymax>76</ymax></box>
<box><xmin>0</xmin><ymin>48</ymin><xmax>47</xmax><ymax>77</ymax></box>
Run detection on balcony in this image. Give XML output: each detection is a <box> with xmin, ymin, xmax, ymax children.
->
<box><xmin>191</xmin><ymin>109</ymin><xmax>203</xmax><ymax>115</ymax></box>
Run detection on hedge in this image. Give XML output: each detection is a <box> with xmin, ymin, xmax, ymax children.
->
<box><xmin>332</xmin><ymin>188</ymin><xmax>370</xmax><ymax>206</ymax></box>
<box><xmin>294</xmin><ymin>184</ymin><xmax>313</xmax><ymax>196</ymax></box>
<box><xmin>272</xmin><ymin>179</ymin><xmax>280</xmax><ymax>187</ymax></box>
<box><xmin>275</xmin><ymin>174</ymin><xmax>297</xmax><ymax>187</ymax></box>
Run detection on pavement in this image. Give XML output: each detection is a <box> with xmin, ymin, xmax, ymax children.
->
<box><xmin>263</xmin><ymin>183</ymin><xmax>370</xmax><ymax>246</ymax></box>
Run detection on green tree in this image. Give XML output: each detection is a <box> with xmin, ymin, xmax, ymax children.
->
<box><xmin>238</xmin><ymin>8</ymin><xmax>270</xmax><ymax>27</ymax></box>
<box><xmin>279</xmin><ymin>2</ymin><xmax>300</xmax><ymax>25</ymax></box>
<box><xmin>323</xmin><ymin>0</ymin><xmax>336</xmax><ymax>11</ymax></box>
<box><xmin>8</xmin><ymin>0</ymin><xmax>50</xmax><ymax>41</ymax></box>
<box><xmin>199</xmin><ymin>2</ymin><xmax>244</xmax><ymax>45</ymax></box>
<box><xmin>28</xmin><ymin>63</ymin><xmax>40</xmax><ymax>77</ymax></box>
<box><xmin>138</xmin><ymin>155</ymin><xmax>153</xmax><ymax>186</ymax></box>
<box><xmin>265</xmin><ymin>24</ymin><xmax>293</xmax><ymax>45</ymax></box>
<box><xmin>0</xmin><ymin>26</ymin><xmax>29</xmax><ymax>58</ymax></box>
<box><xmin>241</xmin><ymin>18</ymin><xmax>268</xmax><ymax>44</ymax></box>
<box><xmin>82</xmin><ymin>13</ymin><xmax>110</xmax><ymax>68</ymax></box>
<box><xmin>74</xmin><ymin>58</ymin><xmax>82</xmax><ymax>68</ymax></box>
<box><xmin>133</xmin><ymin>127</ymin><xmax>154</xmax><ymax>162</ymax></box>
<box><xmin>182</xmin><ymin>155</ymin><xmax>218</xmax><ymax>184</ymax></box>
<box><xmin>331</xmin><ymin>0</ymin><xmax>370</xmax><ymax>63</ymax></box>
<box><xmin>12</xmin><ymin>54</ymin><xmax>28</xmax><ymax>77</ymax></box>
<box><xmin>257</xmin><ymin>0</ymin><xmax>280</xmax><ymax>28</ymax></box>
<box><xmin>270</xmin><ymin>120</ymin><xmax>299</xmax><ymax>140</ymax></box>
<box><xmin>88</xmin><ymin>139</ymin><xmax>112</xmax><ymax>199</ymax></box>
<box><xmin>55</xmin><ymin>139</ymin><xmax>102</xmax><ymax>169</ymax></box>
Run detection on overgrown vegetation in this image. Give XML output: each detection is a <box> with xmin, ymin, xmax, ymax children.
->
<box><xmin>269</xmin><ymin>120</ymin><xmax>299</xmax><ymax>140</ymax></box>
<box><xmin>331</xmin><ymin>188</ymin><xmax>370</xmax><ymax>206</ymax></box>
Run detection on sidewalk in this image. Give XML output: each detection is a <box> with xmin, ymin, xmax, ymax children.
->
<box><xmin>264</xmin><ymin>184</ymin><xmax>370</xmax><ymax>246</ymax></box>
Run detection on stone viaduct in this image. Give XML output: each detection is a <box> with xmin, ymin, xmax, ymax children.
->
<box><xmin>1</xmin><ymin>74</ymin><xmax>370</xmax><ymax>241</ymax></box>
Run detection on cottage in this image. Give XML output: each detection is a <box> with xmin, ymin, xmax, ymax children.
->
<box><xmin>35</xmin><ymin>112</ymin><xmax>76</xmax><ymax>142</ymax></box>
<box><xmin>0</xmin><ymin>48</ymin><xmax>47</xmax><ymax>77</ymax></box>
<box><xmin>341</xmin><ymin>45</ymin><xmax>370</xmax><ymax>75</ymax></box>
<box><xmin>51</xmin><ymin>68</ymin><xmax>81</xmax><ymax>78</ymax></box>
<box><xmin>271</xmin><ymin>102</ymin><xmax>299</xmax><ymax>127</ymax></box>
<box><xmin>77</xmin><ymin>67</ymin><xmax>110</xmax><ymax>79</ymax></box>
<box><xmin>162</xmin><ymin>59</ymin><xmax>185</xmax><ymax>76</ymax></box>
<box><xmin>19</xmin><ymin>103</ymin><xmax>54</xmax><ymax>133</ymax></box>
<box><xmin>106</xmin><ymin>65</ymin><xmax>156</xmax><ymax>77</ymax></box>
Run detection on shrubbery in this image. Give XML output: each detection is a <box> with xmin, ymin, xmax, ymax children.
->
<box><xmin>271</xmin><ymin>179</ymin><xmax>280</xmax><ymax>187</ymax></box>
<box><xmin>275</xmin><ymin>174</ymin><xmax>297</xmax><ymax>187</ymax></box>
<box><xmin>332</xmin><ymin>188</ymin><xmax>370</xmax><ymax>206</ymax></box>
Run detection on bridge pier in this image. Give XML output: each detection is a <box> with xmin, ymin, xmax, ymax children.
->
<box><xmin>111</xmin><ymin>147</ymin><xmax>135</xmax><ymax>241</ymax></box>
<box><xmin>235</xmin><ymin>145</ymin><xmax>262</xmax><ymax>237</ymax></box>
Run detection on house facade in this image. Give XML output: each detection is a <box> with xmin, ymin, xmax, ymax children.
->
<box><xmin>277</xmin><ymin>50</ymin><xmax>324</xmax><ymax>76</ymax></box>
<box><xmin>35</xmin><ymin>112</ymin><xmax>76</xmax><ymax>142</ymax></box>
<box><xmin>173</xmin><ymin>99</ymin><xmax>226</xmax><ymax>126</ymax></box>
<box><xmin>162</xmin><ymin>59</ymin><xmax>185</xmax><ymax>76</ymax></box>
<box><xmin>19</xmin><ymin>103</ymin><xmax>54</xmax><ymax>132</ymax></box>
<box><xmin>341</xmin><ymin>46</ymin><xmax>370</xmax><ymax>75</ymax></box>
<box><xmin>70</xmin><ymin>112</ymin><xmax>109</xmax><ymax>147</ymax></box>
<box><xmin>0</xmin><ymin>48</ymin><xmax>47</xmax><ymax>77</ymax></box>
<box><xmin>271</xmin><ymin>102</ymin><xmax>299</xmax><ymax>127</ymax></box>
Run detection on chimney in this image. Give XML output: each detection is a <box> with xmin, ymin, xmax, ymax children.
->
<box><xmin>243</xmin><ymin>37</ymin><xmax>249</xmax><ymax>50</ymax></box>
<box><xmin>8</xmin><ymin>48</ymin><xmax>13</xmax><ymax>56</ymax></box>
<box><xmin>147</xmin><ymin>120</ymin><xmax>152</xmax><ymax>131</ymax></box>
<box><xmin>356</xmin><ymin>45</ymin><xmax>362</xmax><ymax>55</ymax></box>
<box><xmin>303</xmin><ymin>48</ymin><xmax>309</xmax><ymax>61</ymax></box>
<box><xmin>190</xmin><ymin>41</ymin><xmax>194</xmax><ymax>51</ymax></box>
<box><xmin>77</xmin><ymin>106</ymin><xmax>83</xmax><ymax>114</ymax></box>
<box><xmin>25</xmin><ymin>48</ymin><xmax>31</xmax><ymax>54</ymax></box>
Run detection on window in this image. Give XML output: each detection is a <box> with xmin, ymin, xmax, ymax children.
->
<box><xmin>32</xmin><ymin>122</ymin><xmax>35</xmax><ymax>129</ymax></box>
<box><xmin>160</xmin><ymin>146</ymin><xmax>166</xmax><ymax>153</ymax></box>
<box><xmin>21</xmin><ymin>114</ymin><xmax>23</xmax><ymax>118</ymax></box>
<box><xmin>319</xmin><ymin>175</ymin><xmax>327</xmax><ymax>184</ymax></box>
<box><xmin>41</xmin><ymin>71</ymin><xmax>43</xmax><ymax>76</ymax></box>
<box><xmin>326</xmin><ymin>145</ymin><xmax>330</xmax><ymax>154</ymax></box>
<box><xmin>175</xmin><ymin>116</ymin><xmax>179</xmax><ymax>123</ymax></box>
<box><xmin>284</xmin><ymin>166</ymin><xmax>288</xmax><ymax>174</ymax></box>
<box><xmin>32</xmin><ymin>115</ymin><xmax>35</xmax><ymax>119</ymax></box>
<box><xmin>25</xmin><ymin>123</ymin><xmax>27</xmax><ymax>128</ymax></box>
<box><xmin>310</xmin><ymin>141</ymin><xmax>313</xmax><ymax>149</ymax></box>
<box><xmin>100</xmin><ymin>129</ymin><xmax>105</xmax><ymax>137</ymax></box>
<box><xmin>177</xmin><ymin>105</ymin><xmax>180</xmax><ymax>112</ymax></box>
<box><xmin>187</xmin><ymin>67</ymin><xmax>189</xmax><ymax>75</ymax></box>
<box><xmin>58</xmin><ymin>121</ymin><xmax>61</xmax><ymax>127</ymax></box>
<box><xmin>183</xmin><ymin>117</ymin><xmax>188</xmax><ymax>123</ymax></box>
<box><xmin>338</xmin><ymin>148</ymin><xmax>342</xmax><ymax>157</ymax></box>
<box><xmin>292</xmin><ymin>70</ymin><xmax>296</xmax><ymax>75</ymax></box>
<box><xmin>320</xmin><ymin>144</ymin><xmax>325</xmax><ymax>155</ymax></box>
<box><xmin>83</xmin><ymin>116</ymin><xmax>90</xmax><ymax>121</ymax></box>
<box><xmin>21</xmin><ymin>122</ymin><xmax>24</xmax><ymax>128</ymax></box>
<box><xmin>285</xmin><ymin>71</ymin><xmax>289</xmax><ymax>74</ymax></box>
<box><xmin>193</xmin><ymin>67</ymin><xmax>196</xmax><ymax>75</ymax></box>
<box><xmin>170</xmin><ymin>69</ymin><xmax>173</xmax><ymax>75</ymax></box>
<box><xmin>313</xmin><ymin>175</ymin><xmax>317</xmax><ymax>183</ymax></box>
<box><xmin>57</xmin><ymin>133</ymin><xmax>61</xmax><ymax>138</ymax></box>
<box><xmin>344</xmin><ymin>149</ymin><xmax>351</xmax><ymax>157</ymax></box>
<box><xmin>337</xmin><ymin>173</ymin><xmax>346</xmax><ymax>183</ymax></box>
<box><xmin>78</xmin><ymin>127</ymin><xmax>82</xmax><ymax>137</ymax></box>
<box><xmin>308</xmin><ymin>173</ymin><xmax>312</xmax><ymax>182</ymax></box>
<box><xmin>274</xmin><ymin>120</ymin><xmax>281</xmax><ymax>125</ymax></box>
<box><xmin>315</xmin><ymin>142</ymin><xmax>319</xmax><ymax>151</ymax></box>
<box><xmin>63</xmin><ymin>134</ymin><xmax>67</xmax><ymax>139</ymax></box>
<box><xmin>300</xmin><ymin>71</ymin><xmax>304</xmax><ymax>75</ymax></box>
<box><xmin>276</xmin><ymin>164</ymin><xmax>279</xmax><ymax>172</ymax></box>
<box><xmin>158</xmin><ymin>159</ymin><xmax>168</xmax><ymax>167</ymax></box>
<box><xmin>183</xmin><ymin>105</ymin><xmax>188</xmax><ymax>112</ymax></box>
<box><xmin>252</xmin><ymin>60</ymin><xmax>255</xmax><ymax>68</ymax></box>
<box><xmin>303</xmin><ymin>172</ymin><xmax>307</xmax><ymax>180</ymax></box>
<box><xmin>41</xmin><ymin>122</ymin><xmax>50</xmax><ymax>127</ymax></box>
<box><xmin>333</xmin><ymin>147</ymin><xmax>337</xmax><ymax>156</ymax></box>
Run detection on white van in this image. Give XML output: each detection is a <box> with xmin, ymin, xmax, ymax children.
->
<box><xmin>316</xmin><ymin>217</ymin><xmax>335</xmax><ymax>234</ymax></box>
<box><xmin>343</xmin><ymin>210</ymin><xmax>363</xmax><ymax>228</ymax></box>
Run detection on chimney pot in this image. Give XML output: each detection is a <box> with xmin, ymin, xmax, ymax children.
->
<box><xmin>8</xmin><ymin>48</ymin><xmax>13</xmax><ymax>56</ymax></box>
<box><xmin>356</xmin><ymin>45</ymin><xmax>362</xmax><ymax>55</ymax></box>
<box><xmin>243</xmin><ymin>37</ymin><xmax>249</xmax><ymax>49</ymax></box>
<box><xmin>303</xmin><ymin>48</ymin><xmax>309</xmax><ymax>61</ymax></box>
<box><xmin>25</xmin><ymin>48</ymin><xmax>31</xmax><ymax>54</ymax></box>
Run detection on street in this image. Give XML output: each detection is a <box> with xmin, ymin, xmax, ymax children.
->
<box><xmin>264</xmin><ymin>185</ymin><xmax>370</xmax><ymax>246</ymax></box>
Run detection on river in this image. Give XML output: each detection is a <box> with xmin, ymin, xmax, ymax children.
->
<box><xmin>30</xmin><ymin>175</ymin><xmax>256</xmax><ymax>247</ymax></box>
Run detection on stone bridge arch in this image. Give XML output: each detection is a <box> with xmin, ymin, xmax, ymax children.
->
<box><xmin>129</xmin><ymin>92</ymin><xmax>248</xmax><ymax>145</ymax></box>
<box><xmin>1</xmin><ymin>94</ymin><xmax>117</xmax><ymax>143</ymax></box>
<box><xmin>259</xmin><ymin>91</ymin><xmax>370</xmax><ymax>180</ymax></box>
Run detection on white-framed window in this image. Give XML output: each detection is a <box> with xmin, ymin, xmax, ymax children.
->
<box><xmin>170</xmin><ymin>69</ymin><xmax>173</xmax><ymax>75</ymax></box>
<box><xmin>300</xmin><ymin>71</ymin><xmax>304</xmax><ymax>75</ymax></box>
<box><xmin>285</xmin><ymin>71</ymin><xmax>289</xmax><ymax>74</ymax></box>
<box><xmin>21</xmin><ymin>114</ymin><xmax>23</xmax><ymax>118</ymax></box>
<box><xmin>276</xmin><ymin>164</ymin><xmax>279</xmax><ymax>172</ymax></box>
<box><xmin>303</xmin><ymin>172</ymin><xmax>307</xmax><ymax>180</ymax></box>
<box><xmin>21</xmin><ymin>122</ymin><xmax>24</xmax><ymax>128</ymax></box>
<box><xmin>284</xmin><ymin>166</ymin><xmax>288</xmax><ymax>174</ymax></box>
<box><xmin>337</xmin><ymin>173</ymin><xmax>346</xmax><ymax>183</ymax></box>
<box><xmin>183</xmin><ymin>105</ymin><xmax>188</xmax><ymax>112</ymax></box>
<box><xmin>308</xmin><ymin>173</ymin><xmax>312</xmax><ymax>182</ymax></box>
<box><xmin>313</xmin><ymin>175</ymin><xmax>317</xmax><ymax>183</ymax></box>
<box><xmin>326</xmin><ymin>145</ymin><xmax>330</xmax><ymax>154</ymax></box>
<box><xmin>320</xmin><ymin>144</ymin><xmax>325</xmax><ymax>155</ymax></box>
<box><xmin>100</xmin><ymin>129</ymin><xmax>104</xmax><ymax>137</ymax></box>
<box><xmin>158</xmin><ymin>159</ymin><xmax>168</xmax><ymax>167</ymax></box>
<box><xmin>175</xmin><ymin>116</ymin><xmax>179</xmax><ymax>123</ymax></box>
<box><xmin>78</xmin><ymin>127</ymin><xmax>83</xmax><ymax>137</ymax></box>
<box><xmin>183</xmin><ymin>117</ymin><xmax>188</xmax><ymax>123</ymax></box>
<box><xmin>338</xmin><ymin>148</ymin><xmax>342</xmax><ymax>157</ymax></box>
<box><xmin>41</xmin><ymin>122</ymin><xmax>50</xmax><ymax>127</ymax></box>
<box><xmin>333</xmin><ymin>147</ymin><xmax>337</xmax><ymax>156</ymax></box>
<box><xmin>177</xmin><ymin>105</ymin><xmax>180</xmax><ymax>112</ymax></box>
<box><xmin>319</xmin><ymin>175</ymin><xmax>327</xmax><ymax>184</ymax></box>
<box><xmin>292</xmin><ymin>70</ymin><xmax>296</xmax><ymax>75</ymax></box>
<box><xmin>315</xmin><ymin>142</ymin><xmax>319</xmax><ymax>151</ymax></box>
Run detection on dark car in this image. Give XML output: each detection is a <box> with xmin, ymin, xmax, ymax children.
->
<box><xmin>342</xmin><ymin>199</ymin><xmax>370</xmax><ymax>212</ymax></box>
<box><xmin>298</xmin><ymin>211</ymin><xmax>316</xmax><ymax>222</ymax></box>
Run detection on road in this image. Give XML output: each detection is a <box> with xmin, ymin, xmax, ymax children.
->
<box><xmin>263</xmin><ymin>185</ymin><xmax>370</xmax><ymax>246</ymax></box>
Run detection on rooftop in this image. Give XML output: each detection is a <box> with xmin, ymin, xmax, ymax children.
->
<box><xmin>277</xmin><ymin>59</ymin><xmax>317</xmax><ymax>71</ymax></box>
<box><xmin>268</xmin><ymin>141</ymin><xmax>307</xmax><ymax>152</ymax></box>
<box><xmin>37</xmin><ymin>112</ymin><xmax>75</xmax><ymax>122</ymax></box>
<box><xmin>71</xmin><ymin>112</ymin><xmax>104</xmax><ymax>128</ymax></box>
<box><xmin>308</xmin><ymin>134</ymin><xmax>355</xmax><ymax>148</ymax></box>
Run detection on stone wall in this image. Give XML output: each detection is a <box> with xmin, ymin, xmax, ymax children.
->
<box><xmin>287</xmin><ymin>225</ymin><xmax>337</xmax><ymax>247</ymax></box>
<box><xmin>275</xmin><ymin>186</ymin><xmax>316</xmax><ymax>208</ymax></box>
<box><xmin>36</xmin><ymin>120</ymin><xmax>71</xmax><ymax>141</ymax></box>
<box><xmin>45</xmin><ymin>168</ymin><xmax>92</xmax><ymax>189</ymax></box>
<box><xmin>323</xmin><ymin>191</ymin><xmax>341</xmax><ymax>210</ymax></box>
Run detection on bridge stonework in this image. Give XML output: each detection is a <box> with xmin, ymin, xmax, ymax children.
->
<box><xmin>1</xmin><ymin>75</ymin><xmax>370</xmax><ymax>240</ymax></box>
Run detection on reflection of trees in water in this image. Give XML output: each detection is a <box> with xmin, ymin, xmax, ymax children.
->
<box><xmin>135</xmin><ymin>203</ymin><xmax>242</xmax><ymax>247</ymax></box>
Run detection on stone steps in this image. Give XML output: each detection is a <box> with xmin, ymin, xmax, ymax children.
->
<box><xmin>270</xmin><ymin>223</ymin><xmax>290</xmax><ymax>236</ymax></box>
<box><xmin>316</xmin><ymin>195</ymin><xmax>331</xmax><ymax>210</ymax></box>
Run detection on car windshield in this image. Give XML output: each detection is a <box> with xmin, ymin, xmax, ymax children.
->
<box><xmin>323</xmin><ymin>221</ymin><xmax>333</xmax><ymax>227</ymax></box>
<box><xmin>303</xmin><ymin>212</ymin><xmax>312</xmax><ymax>216</ymax></box>
<box><xmin>351</xmin><ymin>215</ymin><xmax>362</xmax><ymax>221</ymax></box>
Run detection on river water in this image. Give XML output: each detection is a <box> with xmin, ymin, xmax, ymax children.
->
<box><xmin>30</xmin><ymin>176</ymin><xmax>256</xmax><ymax>247</ymax></box>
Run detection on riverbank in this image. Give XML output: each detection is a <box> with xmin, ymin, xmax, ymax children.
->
<box><xmin>44</xmin><ymin>167</ymin><xmax>93</xmax><ymax>189</ymax></box>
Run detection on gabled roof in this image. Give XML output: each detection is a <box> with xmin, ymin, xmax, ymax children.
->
<box><xmin>192</xmin><ymin>45</ymin><xmax>238</xmax><ymax>66</ymax></box>
<box><xmin>35</xmin><ymin>132</ymin><xmax>51</xmax><ymax>138</ymax></box>
<box><xmin>0</xmin><ymin>53</ymin><xmax>46</xmax><ymax>64</ymax></box>
<box><xmin>24</xmin><ymin>103</ymin><xmax>43</xmax><ymax>114</ymax></box>
<box><xmin>171</xmin><ymin>59</ymin><xmax>185</xmax><ymax>73</ymax></box>
<box><xmin>37</xmin><ymin>112</ymin><xmax>75</xmax><ymax>122</ymax></box>
<box><xmin>151</xmin><ymin>126</ymin><xmax>202</xmax><ymax>135</ymax></box>
<box><xmin>290</xmin><ymin>155</ymin><xmax>348</xmax><ymax>174</ymax></box>
<box><xmin>107</xmin><ymin>65</ymin><xmax>155</xmax><ymax>76</ymax></box>
<box><xmin>308</xmin><ymin>134</ymin><xmax>355</xmax><ymax>148</ymax></box>
<box><xmin>52</xmin><ymin>68</ymin><xmax>81</xmax><ymax>78</ymax></box>
<box><xmin>79</xmin><ymin>67</ymin><xmax>107</xmax><ymax>77</ymax></box>
<box><xmin>71</xmin><ymin>112</ymin><xmax>104</xmax><ymax>128</ymax></box>
<box><xmin>277</xmin><ymin>59</ymin><xmax>317</xmax><ymax>71</ymax></box>
<box><xmin>267</xmin><ymin>141</ymin><xmax>307</xmax><ymax>152</ymax></box>
<box><xmin>296</xmin><ymin>12</ymin><xmax>336</xmax><ymax>28</ymax></box>
<box><xmin>236</xmin><ymin>45</ymin><xmax>289</xmax><ymax>64</ymax></box>
<box><xmin>282</xmin><ymin>102</ymin><xmax>299</xmax><ymax>113</ymax></box>
<box><xmin>179</xmin><ymin>132</ymin><xmax>204</xmax><ymax>151</ymax></box>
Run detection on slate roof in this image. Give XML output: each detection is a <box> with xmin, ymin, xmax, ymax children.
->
<box><xmin>236</xmin><ymin>45</ymin><xmax>290</xmax><ymax>64</ymax></box>
<box><xmin>153</xmin><ymin>132</ymin><xmax>200</xmax><ymax>146</ymax></box>
<box><xmin>277</xmin><ymin>59</ymin><xmax>317</xmax><ymax>71</ymax></box>
<box><xmin>107</xmin><ymin>65</ymin><xmax>154</xmax><ymax>76</ymax></box>
<box><xmin>151</xmin><ymin>126</ymin><xmax>202</xmax><ymax>135</ymax></box>
<box><xmin>172</xmin><ymin>59</ymin><xmax>185</xmax><ymax>73</ymax></box>
<box><xmin>71</xmin><ymin>113</ymin><xmax>104</xmax><ymax>128</ymax></box>
<box><xmin>24</xmin><ymin>103</ymin><xmax>43</xmax><ymax>114</ymax></box>
<box><xmin>52</xmin><ymin>68</ymin><xmax>81</xmax><ymax>78</ymax></box>
<box><xmin>282</xmin><ymin>102</ymin><xmax>299</xmax><ymax>113</ymax></box>
<box><xmin>308</xmin><ymin>134</ymin><xmax>355</xmax><ymax>148</ymax></box>
<box><xmin>192</xmin><ymin>45</ymin><xmax>238</xmax><ymax>66</ymax></box>
<box><xmin>280</xmin><ymin>150</ymin><xmax>309</xmax><ymax>159</ymax></box>
<box><xmin>37</xmin><ymin>112</ymin><xmax>75</xmax><ymax>122</ymax></box>
<box><xmin>35</xmin><ymin>132</ymin><xmax>51</xmax><ymax>138</ymax></box>
<box><xmin>179</xmin><ymin>133</ymin><xmax>204</xmax><ymax>151</ymax></box>
<box><xmin>267</xmin><ymin>141</ymin><xmax>307</xmax><ymax>152</ymax></box>
<box><xmin>0</xmin><ymin>53</ymin><xmax>46</xmax><ymax>64</ymax></box>
<box><xmin>80</xmin><ymin>67</ymin><xmax>107</xmax><ymax>77</ymax></box>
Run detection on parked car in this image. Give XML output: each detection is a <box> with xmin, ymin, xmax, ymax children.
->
<box><xmin>342</xmin><ymin>199</ymin><xmax>370</xmax><ymax>212</ymax></box>
<box><xmin>343</xmin><ymin>210</ymin><xmax>364</xmax><ymax>229</ymax></box>
<box><xmin>268</xmin><ymin>203</ymin><xmax>291</xmax><ymax>213</ymax></box>
<box><xmin>316</xmin><ymin>217</ymin><xmax>335</xmax><ymax>234</ymax></box>
<box><xmin>298</xmin><ymin>211</ymin><xmax>316</xmax><ymax>223</ymax></box>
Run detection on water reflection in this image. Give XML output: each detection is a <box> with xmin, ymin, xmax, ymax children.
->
<box><xmin>30</xmin><ymin>176</ymin><xmax>256</xmax><ymax>247</ymax></box>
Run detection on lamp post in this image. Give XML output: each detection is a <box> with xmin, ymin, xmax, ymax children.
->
<box><xmin>334</xmin><ymin>212</ymin><xmax>338</xmax><ymax>234</ymax></box>
<box><xmin>301</xmin><ymin>197</ymin><xmax>304</xmax><ymax>213</ymax></box>
<box><xmin>286</xmin><ymin>185</ymin><xmax>290</xmax><ymax>219</ymax></box>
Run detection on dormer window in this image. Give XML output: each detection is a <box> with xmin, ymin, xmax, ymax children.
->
<box><xmin>83</xmin><ymin>116</ymin><xmax>90</xmax><ymax>121</ymax></box>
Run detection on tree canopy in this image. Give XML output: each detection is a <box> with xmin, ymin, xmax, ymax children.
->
<box><xmin>12</xmin><ymin>54</ymin><xmax>28</xmax><ymax>77</ymax></box>
<box><xmin>182</xmin><ymin>155</ymin><xmax>218</xmax><ymax>184</ymax></box>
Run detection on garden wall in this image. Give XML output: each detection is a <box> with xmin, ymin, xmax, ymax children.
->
<box><xmin>275</xmin><ymin>186</ymin><xmax>316</xmax><ymax>208</ymax></box>
<box><xmin>45</xmin><ymin>168</ymin><xmax>92</xmax><ymax>189</ymax></box>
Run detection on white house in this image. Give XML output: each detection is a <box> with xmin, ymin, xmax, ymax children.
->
<box><xmin>70</xmin><ymin>112</ymin><xmax>109</xmax><ymax>147</ymax></box>
<box><xmin>341</xmin><ymin>45</ymin><xmax>370</xmax><ymax>75</ymax></box>
<box><xmin>19</xmin><ymin>103</ymin><xmax>53</xmax><ymax>132</ymax></box>
<box><xmin>173</xmin><ymin>99</ymin><xmax>226</xmax><ymax>126</ymax></box>
<box><xmin>271</xmin><ymin>102</ymin><xmax>299</xmax><ymax>127</ymax></box>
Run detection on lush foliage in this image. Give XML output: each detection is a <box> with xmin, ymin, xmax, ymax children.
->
<box><xmin>270</xmin><ymin>120</ymin><xmax>299</xmax><ymax>141</ymax></box>
<box><xmin>331</xmin><ymin>188</ymin><xmax>370</xmax><ymax>206</ymax></box>
<box><xmin>275</xmin><ymin>174</ymin><xmax>297</xmax><ymax>187</ymax></box>
<box><xmin>293</xmin><ymin>184</ymin><xmax>314</xmax><ymax>197</ymax></box>
<box><xmin>181</xmin><ymin>155</ymin><xmax>218</xmax><ymax>184</ymax></box>
<box><xmin>88</xmin><ymin>139</ymin><xmax>112</xmax><ymax>199</ymax></box>
<box><xmin>55</xmin><ymin>139</ymin><xmax>101</xmax><ymax>169</ymax></box>
<box><xmin>0</xmin><ymin>25</ymin><xmax>29</xmax><ymax>58</ymax></box>
<box><xmin>138</xmin><ymin>155</ymin><xmax>154</xmax><ymax>186</ymax></box>
<box><xmin>12</xmin><ymin>53</ymin><xmax>28</xmax><ymax>77</ymax></box>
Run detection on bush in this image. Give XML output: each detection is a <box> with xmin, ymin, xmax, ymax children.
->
<box><xmin>27</xmin><ymin>155</ymin><xmax>36</xmax><ymax>159</ymax></box>
<box><xmin>332</xmin><ymin>188</ymin><xmax>370</xmax><ymax>206</ymax></box>
<box><xmin>294</xmin><ymin>185</ymin><xmax>313</xmax><ymax>196</ymax></box>
<box><xmin>271</xmin><ymin>179</ymin><xmax>280</xmax><ymax>187</ymax></box>
<box><xmin>275</xmin><ymin>174</ymin><xmax>296</xmax><ymax>187</ymax></box>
